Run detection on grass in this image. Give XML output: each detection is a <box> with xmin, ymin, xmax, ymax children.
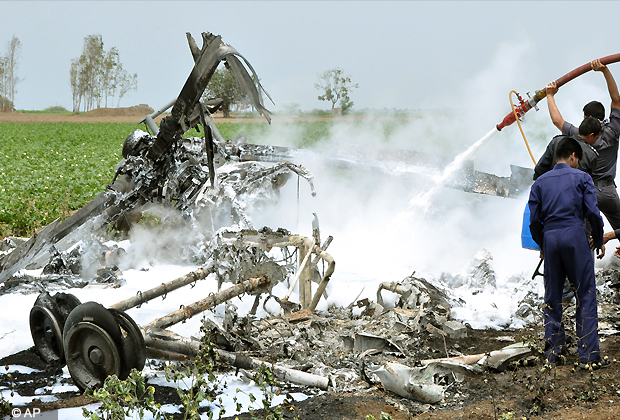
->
<box><xmin>15</xmin><ymin>109</ymin><xmax>72</xmax><ymax>114</ymax></box>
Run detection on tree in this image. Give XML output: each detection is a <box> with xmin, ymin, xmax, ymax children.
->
<box><xmin>314</xmin><ymin>68</ymin><xmax>358</xmax><ymax>115</ymax></box>
<box><xmin>0</xmin><ymin>55</ymin><xmax>7</xmax><ymax>111</ymax></box>
<box><xmin>202</xmin><ymin>66</ymin><xmax>240</xmax><ymax>118</ymax></box>
<box><xmin>70</xmin><ymin>34</ymin><xmax>137</xmax><ymax>112</ymax></box>
<box><xmin>0</xmin><ymin>36</ymin><xmax>20</xmax><ymax>111</ymax></box>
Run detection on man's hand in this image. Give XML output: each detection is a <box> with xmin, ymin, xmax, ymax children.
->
<box><xmin>615</xmin><ymin>246</ymin><xmax>620</xmax><ymax>258</ymax></box>
<box><xmin>592</xmin><ymin>58</ymin><xmax>607</xmax><ymax>72</ymax></box>
<box><xmin>597</xmin><ymin>244</ymin><xmax>606</xmax><ymax>259</ymax></box>
<box><xmin>546</xmin><ymin>81</ymin><xmax>559</xmax><ymax>96</ymax></box>
<box><xmin>591</xmin><ymin>231</ymin><xmax>616</xmax><ymax>249</ymax></box>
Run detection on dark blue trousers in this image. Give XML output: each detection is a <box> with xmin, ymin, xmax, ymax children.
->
<box><xmin>543</xmin><ymin>226</ymin><xmax>600</xmax><ymax>363</ymax></box>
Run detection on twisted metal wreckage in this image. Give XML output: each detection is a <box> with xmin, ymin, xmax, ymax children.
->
<box><xmin>0</xmin><ymin>32</ymin><xmax>336</xmax><ymax>392</ymax></box>
<box><xmin>0</xmin><ymin>32</ymin><xmax>541</xmax><ymax>403</ymax></box>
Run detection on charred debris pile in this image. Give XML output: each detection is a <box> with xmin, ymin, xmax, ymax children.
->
<box><xmin>3</xmin><ymin>31</ymin><xmax>620</xmax><ymax>408</ymax></box>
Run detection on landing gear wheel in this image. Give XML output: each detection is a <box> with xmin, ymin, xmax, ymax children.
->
<box><xmin>109</xmin><ymin>309</ymin><xmax>146</xmax><ymax>378</ymax></box>
<box><xmin>63</xmin><ymin>302</ymin><xmax>123</xmax><ymax>390</ymax></box>
<box><xmin>56</xmin><ymin>293</ymin><xmax>82</xmax><ymax>315</ymax></box>
<box><xmin>63</xmin><ymin>302</ymin><xmax>122</xmax><ymax>345</ymax></box>
<box><xmin>30</xmin><ymin>292</ymin><xmax>81</xmax><ymax>365</ymax></box>
<box><xmin>30</xmin><ymin>304</ymin><xmax>64</xmax><ymax>365</ymax></box>
<box><xmin>64</xmin><ymin>321</ymin><xmax>121</xmax><ymax>391</ymax></box>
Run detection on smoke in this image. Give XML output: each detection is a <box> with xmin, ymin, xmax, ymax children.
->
<box><xmin>111</xmin><ymin>40</ymin><xmax>618</xmax><ymax>323</ymax></box>
<box><xmin>241</xmin><ymin>42</ymin><xmax>565</xmax><ymax>306</ymax></box>
<box><xmin>242</xmin><ymin>118</ymin><xmax>538</xmax><ymax>291</ymax></box>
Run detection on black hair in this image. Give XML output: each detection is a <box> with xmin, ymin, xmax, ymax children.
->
<box><xmin>556</xmin><ymin>137</ymin><xmax>583</xmax><ymax>161</ymax></box>
<box><xmin>583</xmin><ymin>101</ymin><xmax>605</xmax><ymax>121</ymax></box>
<box><xmin>579</xmin><ymin>116</ymin><xmax>602</xmax><ymax>136</ymax></box>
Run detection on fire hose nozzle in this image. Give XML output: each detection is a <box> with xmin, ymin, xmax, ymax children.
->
<box><xmin>496</xmin><ymin>90</ymin><xmax>546</xmax><ymax>131</ymax></box>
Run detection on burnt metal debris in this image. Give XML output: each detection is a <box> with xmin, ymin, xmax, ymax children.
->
<box><xmin>0</xmin><ymin>31</ymin><xmax>335</xmax><ymax>392</ymax></box>
<box><xmin>0</xmin><ymin>31</ymin><xmax>553</xmax><ymax>405</ymax></box>
<box><xmin>0</xmin><ymin>31</ymin><xmax>283</xmax><ymax>284</ymax></box>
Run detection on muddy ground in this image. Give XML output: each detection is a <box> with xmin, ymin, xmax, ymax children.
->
<box><xmin>2</xmin><ymin>108</ymin><xmax>620</xmax><ymax>419</ymax></box>
<box><xmin>3</xmin><ymin>316</ymin><xmax>620</xmax><ymax>420</ymax></box>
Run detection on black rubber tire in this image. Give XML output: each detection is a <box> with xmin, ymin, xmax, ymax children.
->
<box><xmin>30</xmin><ymin>301</ymin><xmax>64</xmax><ymax>365</ymax></box>
<box><xmin>55</xmin><ymin>293</ymin><xmax>82</xmax><ymax>316</ymax></box>
<box><xmin>63</xmin><ymin>302</ymin><xmax>122</xmax><ymax>346</ymax></box>
<box><xmin>108</xmin><ymin>308</ymin><xmax>146</xmax><ymax>379</ymax></box>
<box><xmin>64</xmin><ymin>321</ymin><xmax>122</xmax><ymax>391</ymax></box>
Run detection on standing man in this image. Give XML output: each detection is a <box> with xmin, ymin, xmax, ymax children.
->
<box><xmin>529</xmin><ymin>137</ymin><xmax>607</xmax><ymax>367</ymax></box>
<box><xmin>546</xmin><ymin>59</ymin><xmax>620</xmax><ymax>244</ymax></box>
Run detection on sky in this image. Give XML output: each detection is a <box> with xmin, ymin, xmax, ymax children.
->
<box><xmin>1</xmin><ymin>1</ymin><xmax>620</xmax><ymax>114</ymax></box>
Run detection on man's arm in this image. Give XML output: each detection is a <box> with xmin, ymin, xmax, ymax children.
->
<box><xmin>603</xmin><ymin>230</ymin><xmax>620</xmax><ymax>244</ymax></box>
<box><xmin>584</xmin><ymin>176</ymin><xmax>605</xmax><ymax>247</ymax></box>
<box><xmin>582</xmin><ymin>175</ymin><xmax>607</xmax><ymax>258</ymax></box>
<box><xmin>546</xmin><ymin>82</ymin><xmax>565</xmax><ymax>131</ymax></box>
<box><xmin>592</xmin><ymin>59</ymin><xmax>620</xmax><ymax>111</ymax></box>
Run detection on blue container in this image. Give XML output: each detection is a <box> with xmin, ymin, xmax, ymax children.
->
<box><xmin>521</xmin><ymin>202</ymin><xmax>540</xmax><ymax>250</ymax></box>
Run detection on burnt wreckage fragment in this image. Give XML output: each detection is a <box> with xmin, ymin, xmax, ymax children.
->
<box><xmin>8</xmin><ymin>32</ymin><xmax>335</xmax><ymax>392</ymax></box>
<box><xmin>0</xmin><ymin>31</ymin><xmax>300</xmax><ymax>283</ymax></box>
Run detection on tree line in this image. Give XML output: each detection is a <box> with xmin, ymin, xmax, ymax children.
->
<box><xmin>0</xmin><ymin>34</ymin><xmax>137</xmax><ymax>113</ymax></box>
<box><xmin>1</xmin><ymin>32</ymin><xmax>357</xmax><ymax>115</ymax></box>
<box><xmin>70</xmin><ymin>34</ymin><xmax>137</xmax><ymax>113</ymax></box>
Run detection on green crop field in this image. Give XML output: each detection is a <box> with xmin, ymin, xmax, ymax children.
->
<box><xmin>0</xmin><ymin>123</ymin><xmax>132</xmax><ymax>236</ymax></box>
<box><xmin>0</xmin><ymin>118</ymin><xmax>411</xmax><ymax>238</ymax></box>
<box><xmin>0</xmin><ymin>121</ymin><xmax>330</xmax><ymax>237</ymax></box>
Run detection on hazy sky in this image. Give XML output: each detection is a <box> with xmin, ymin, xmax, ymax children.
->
<box><xmin>2</xmin><ymin>1</ymin><xmax>619</xmax><ymax>114</ymax></box>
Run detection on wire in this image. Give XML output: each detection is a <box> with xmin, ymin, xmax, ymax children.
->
<box><xmin>510</xmin><ymin>90</ymin><xmax>537</xmax><ymax>165</ymax></box>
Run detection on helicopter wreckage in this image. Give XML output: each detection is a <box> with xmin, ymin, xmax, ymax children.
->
<box><xmin>0</xmin><ymin>31</ymin><xmax>538</xmax><ymax>403</ymax></box>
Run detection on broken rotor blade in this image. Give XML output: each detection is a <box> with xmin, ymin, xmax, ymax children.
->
<box><xmin>147</xmin><ymin>35</ymin><xmax>224</xmax><ymax>160</ymax></box>
<box><xmin>224</xmin><ymin>53</ymin><xmax>272</xmax><ymax>123</ymax></box>
<box><xmin>199</xmin><ymin>103</ymin><xmax>216</xmax><ymax>188</ymax></box>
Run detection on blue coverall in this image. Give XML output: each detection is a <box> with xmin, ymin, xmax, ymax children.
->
<box><xmin>528</xmin><ymin>163</ymin><xmax>604</xmax><ymax>363</ymax></box>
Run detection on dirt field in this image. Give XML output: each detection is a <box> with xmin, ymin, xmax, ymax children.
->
<box><xmin>0</xmin><ymin>108</ymin><xmax>409</xmax><ymax>124</ymax></box>
<box><xmin>3</xmin><ymin>321</ymin><xmax>620</xmax><ymax>420</ymax></box>
<box><xmin>2</xmin><ymin>107</ymin><xmax>620</xmax><ymax>419</ymax></box>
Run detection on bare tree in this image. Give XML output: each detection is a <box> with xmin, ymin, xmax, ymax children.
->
<box><xmin>101</xmin><ymin>47</ymin><xmax>119</xmax><ymax>108</ymax></box>
<box><xmin>0</xmin><ymin>55</ymin><xmax>7</xmax><ymax>111</ymax></box>
<box><xmin>70</xmin><ymin>34</ymin><xmax>137</xmax><ymax>112</ymax></box>
<box><xmin>115</xmin><ymin>68</ymin><xmax>137</xmax><ymax>107</ymax></box>
<box><xmin>0</xmin><ymin>36</ymin><xmax>21</xmax><ymax>111</ymax></box>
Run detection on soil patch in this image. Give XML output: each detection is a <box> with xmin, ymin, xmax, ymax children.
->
<box><xmin>81</xmin><ymin>104</ymin><xmax>154</xmax><ymax>117</ymax></box>
<box><xmin>4</xmin><ymin>317</ymin><xmax>620</xmax><ymax>419</ymax></box>
<box><xmin>0</xmin><ymin>110</ymin><xmax>413</xmax><ymax>124</ymax></box>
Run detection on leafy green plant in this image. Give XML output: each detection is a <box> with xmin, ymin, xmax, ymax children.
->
<box><xmin>0</xmin><ymin>394</ymin><xmax>11</xmax><ymax>418</ymax></box>
<box><xmin>0</xmin><ymin>123</ymin><xmax>130</xmax><ymax>237</ymax></box>
<box><xmin>164</xmin><ymin>328</ymin><xmax>226</xmax><ymax>420</ymax></box>
<box><xmin>233</xmin><ymin>364</ymin><xmax>297</xmax><ymax>420</ymax></box>
<box><xmin>82</xmin><ymin>369</ymin><xmax>167</xmax><ymax>420</ymax></box>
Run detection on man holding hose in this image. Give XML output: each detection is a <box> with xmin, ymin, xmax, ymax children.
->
<box><xmin>546</xmin><ymin>59</ymin><xmax>620</xmax><ymax>244</ymax></box>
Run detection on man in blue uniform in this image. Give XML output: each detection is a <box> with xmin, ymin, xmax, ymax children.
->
<box><xmin>529</xmin><ymin>137</ymin><xmax>607</xmax><ymax>366</ymax></box>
